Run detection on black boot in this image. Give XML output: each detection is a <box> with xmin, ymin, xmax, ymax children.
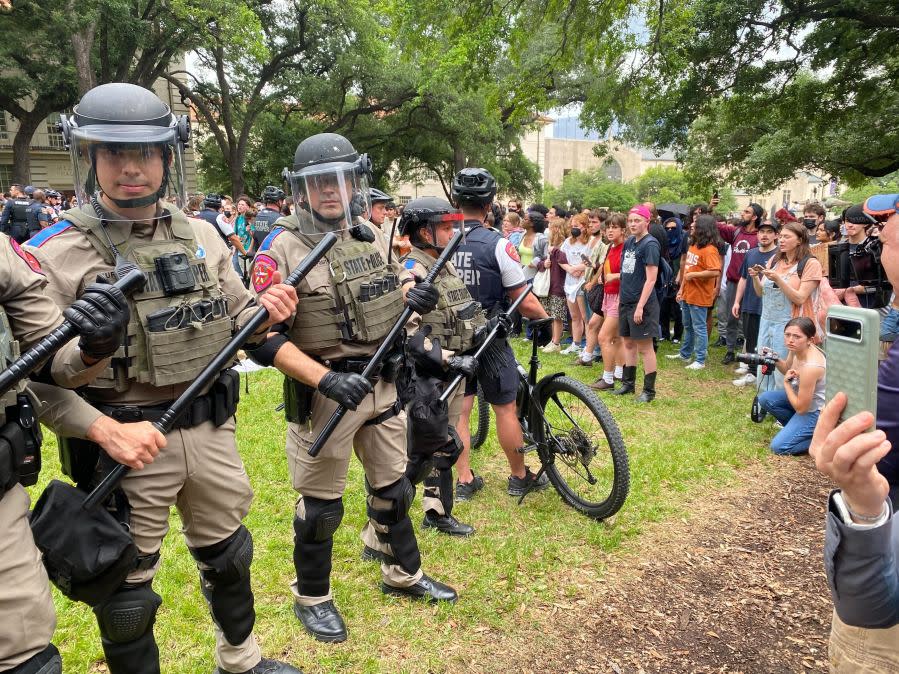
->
<box><xmin>611</xmin><ymin>366</ymin><xmax>637</xmax><ymax>395</ymax></box>
<box><xmin>636</xmin><ymin>371</ymin><xmax>657</xmax><ymax>403</ymax></box>
<box><xmin>215</xmin><ymin>658</ymin><xmax>305</xmax><ymax>673</ymax></box>
<box><xmin>292</xmin><ymin>600</ymin><xmax>347</xmax><ymax>643</ymax></box>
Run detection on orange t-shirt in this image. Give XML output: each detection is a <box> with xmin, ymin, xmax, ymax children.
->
<box><xmin>681</xmin><ymin>244</ymin><xmax>722</xmax><ymax>307</ymax></box>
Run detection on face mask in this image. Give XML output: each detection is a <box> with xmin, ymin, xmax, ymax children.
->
<box><xmin>802</xmin><ymin>218</ymin><xmax>816</xmax><ymax>230</ymax></box>
<box><xmin>570</xmin><ymin>227</ymin><xmax>582</xmax><ymax>237</ymax></box>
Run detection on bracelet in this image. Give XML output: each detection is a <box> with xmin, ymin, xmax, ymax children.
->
<box><xmin>846</xmin><ymin>500</ymin><xmax>888</xmax><ymax>523</ymax></box>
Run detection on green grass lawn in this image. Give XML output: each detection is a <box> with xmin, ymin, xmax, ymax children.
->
<box><xmin>34</xmin><ymin>338</ymin><xmax>779</xmax><ymax>673</ymax></box>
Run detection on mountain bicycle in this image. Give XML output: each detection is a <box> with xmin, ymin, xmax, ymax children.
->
<box><xmin>515</xmin><ymin>318</ymin><xmax>630</xmax><ymax>520</ymax></box>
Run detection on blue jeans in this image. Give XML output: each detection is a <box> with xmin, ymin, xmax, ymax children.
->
<box><xmin>758</xmin><ymin>389</ymin><xmax>819</xmax><ymax>455</ymax></box>
<box><xmin>882</xmin><ymin>307</ymin><xmax>899</xmax><ymax>339</ymax></box>
<box><xmin>679</xmin><ymin>302</ymin><xmax>709</xmax><ymax>364</ymax></box>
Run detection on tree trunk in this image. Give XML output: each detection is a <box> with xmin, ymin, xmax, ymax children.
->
<box><xmin>70</xmin><ymin>28</ymin><xmax>97</xmax><ymax>94</ymax></box>
<box><xmin>11</xmin><ymin>113</ymin><xmax>43</xmax><ymax>185</ymax></box>
<box><xmin>229</xmin><ymin>154</ymin><xmax>245</xmax><ymax>200</ymax></box>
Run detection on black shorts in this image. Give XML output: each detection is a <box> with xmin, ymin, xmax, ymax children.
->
<box><xmin>464</xmin><ymin>341</ymin><xmax>520</xmax><ymax>405</ymax></box>
<box><xmin>618</xmin><ymin>297</ymin><xmax>660</xmax><ymax>340</ymax></box>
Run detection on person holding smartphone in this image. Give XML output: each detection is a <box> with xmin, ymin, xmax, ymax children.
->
<box><xmin>757</xmin><ymin>317</ymin><xmax>826</xmax><ymax>455</ymax></box>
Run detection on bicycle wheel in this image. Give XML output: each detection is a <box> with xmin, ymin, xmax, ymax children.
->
<box><xmin>469</xmin><ymin>383</ymin><xmax>491</xmax><ymax>450</ymax></box>
<box><xmin>533</xmin><ymin>376</ymin><xmax>629</xmax><ymax>520</ymax></box>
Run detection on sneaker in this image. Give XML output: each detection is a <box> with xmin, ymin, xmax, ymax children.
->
<box><xmin>774</xmin><ymin>420</ymin><xmax>784</xmax><ymax>429</ymax></box>
<box><xmin>666</xmin><ymin>354</ymin><xmax>690</xmax><ymax>362</ymax></box>
<box><xmin>541</xmin><ymin>342</ymin><xmax>561</xmax><ymax>353</ymax></box>
<box><xmin>685</xmin><ymin>361</ymin><xmax>706</xmax><ymax>370</ymax></box>
<box><xmin>734</xmin><ymin>363</ymin><xmax>749</xmax><ymax>375</ymax></box>
<box><xmin>560</xmin><ymin>343</ymin><xmax>581</xmax><ymax>355</ymax></box>
<box><xmin>507</xmin><ymin>468</ymin><xmax>549</xmax><ymax>496</ymax></box>
<box><xmin>672</xmin><ymin>338</ymin><xmax>680</xmax><ymax>344</ymax></box>
<box><xmin>455</xmin><ymin>473</ymin><xmax>485</xmax><ymax>502</ymax></box>
<box><xmin>732</xmin><ymin>373</ymin><xmax>756</xmax><ymax>387</ymax></box>
<box><xmin>574</xmin><ymin>357</ymin><xmax>593</xmax><ymax>367</ymax></box>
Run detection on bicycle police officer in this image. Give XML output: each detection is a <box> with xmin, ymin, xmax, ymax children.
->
<box><xmin>248</xmin><ymin>133</ymin><xmax>457</xmax><ymax>645</ymax></box>
<box><xmin>252</xmin><ymin>185</ymin><xmax>285</xmax><ymax>251</ymax></box>
<box><xmin>449</xmin><ymin>168</ymin><xmax>550</xmax><ymax>499</ymax></box>
<box><xmin>0</xmin><ymin>227</ymin><xmax>164</xmax><ymax>673</ymax></box>
<box><xmin>26</xmin><ymin>82</ymin><xmax>301</xmax><ymax>674</ymax></box>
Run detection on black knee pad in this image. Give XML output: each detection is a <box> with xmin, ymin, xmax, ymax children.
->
<box><xmin>188</xmin><ymin>526</ymin><xmax>256</xmax><ymax>647</ymax></box>
<box><xmin>366</xmin><ymin>477</ymin><xmax>414</xmax><ymax>526</ymax></box>
<box><xmin>94</xmin><ymin>582</ymin><xmax>161</xmax><ymax>644</ymax></box>
<box><xmin>189</xmin><ymin>525</ymin><xmax>253</xmax><ymax>585</ymax></box>
<box><xmin>432</xmin><ymin>425</ymin><xmax>463</xmax><ymax>471</ymax></box>
<box><xmin>8</xmin><ymin>644</ymin><xmax>61</xmax><ymax>674</ymax></box>
<box><xmin>293</xmin><ymin>497</ymin><xmax>344</xmax><ymax>543</ymax></box>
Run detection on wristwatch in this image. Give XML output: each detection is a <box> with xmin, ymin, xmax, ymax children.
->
<box><xmin>831</xmin><ymin>491</ymin><xmax>890</xmax><ymax>530</ymax></box>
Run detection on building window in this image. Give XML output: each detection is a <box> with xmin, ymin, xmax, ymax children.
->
<box><xmin>0</xmin><ymin>112</ymin><xmax>7</xmax><ymax>141</ymax></box>
<box><xmin>0</xmin><ymin>165</ymin><xmax>12</xmax><ymax>193</ymax></box>
<box><xmin>46</xmin><ymin>112</ymin><xmax>64</xmax><ymax>149</ymax></box>
<box><xmin>563</xmin><ymin>168</ymin><xmax>573</xmax><ymax>177</ymax></box>
<box><xmin>781</xmin><ymin>189</ymin><xmax>791</xmax><ymax>207</ymax></box>
<box><xmin>397</xmin><ymin>195</ymin><xmax>412</xmax><ymax>206</ymax></box>
<box><xmin>602</xmin><ymin>158</ymin><xmax>623</xmax><ymax>182</ymax></box>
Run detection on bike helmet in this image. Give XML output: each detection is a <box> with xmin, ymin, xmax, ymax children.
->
<box><xmin>450</xmin><ymin>168</ymin><xmax>497</xmax><ymax>208</ymax></box>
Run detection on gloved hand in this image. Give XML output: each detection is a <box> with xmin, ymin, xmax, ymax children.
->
<box><xmin>405</xmin><ymin>281</ymin><xmax>440</xmax><ymax>315</ymax></box>
<box><xmin>406</xmin><ymin>327</ymin><xmax>446</xmax><ymax>380</ymax></box>
<box><xmin>64</xmin><ymin>280</ymin><xmax>130</xmax><ymax>359</ymax></box>
<box><xmin>317</xmin><ymin>371</ymin><xmax>372</xmax><ymax>411</ymax></box>
<box><xmin>474</xmin><ymin>314</ymin><xmax>510</xmax><ymax>345</ymax></box>
<box><xmin>447</xmin><ymin>355</ymin><xmax>478</xmax><ymax>379</ymax></box>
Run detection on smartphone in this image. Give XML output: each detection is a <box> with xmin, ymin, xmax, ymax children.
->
<box><xmin>825</xmin><ymin>305</ymin><xmax>880</xmax><ymax>429</ymax></box>
<box><xmin>751</xmin><ymin>264</ymin><xmax>765</xmax><ymax>272</ymax></box>
<box><xmin>580</xmin><ymin>253</ymin><xmax>593</xmax><ymax>267</ymax></box>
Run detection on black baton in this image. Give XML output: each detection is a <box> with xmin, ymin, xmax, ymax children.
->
<box><xmin>82</xmin><ymin>232</ymin><xmax>338</xmax><ymax>510</ymax></box>
<box><xmin>0</xmin><ymin>268</ymin><xmax>147</xmax><ymax>397</ymax></box>
<box><xmin>306</xmin><ymin>228</ymin><xmax>466</xmax><ymax>457</ymax></box>
<box><xmin>439</xmin><ymin>285</ymin><xmax>532</xmax><ymax>403</ymax></box>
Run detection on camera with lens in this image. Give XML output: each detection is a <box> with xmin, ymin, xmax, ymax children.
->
<box><xmin>828</xmin><ymin>237</ymin><xmax>893</xmax><ymax>308</ymax></box>
<box><xmin>735</xmin><ymin>351</ymin><xmax>778</xmax><ymax>375</ymax></box>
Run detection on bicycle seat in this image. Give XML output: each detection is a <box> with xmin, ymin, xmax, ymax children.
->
<box><xmin>528</xmin><ymin>317</ymin><xmax>555</xmax><ymax>330</ymax></box>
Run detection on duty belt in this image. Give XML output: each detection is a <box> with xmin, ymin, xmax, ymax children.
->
<box><xmin>92</xmin><ymin>390</ymin><xmax>233</xmax><ymax>429</ymax></box>
<box><xmin>320</xmin><ymin>357</ymin><xmax>382</xmax><ymax>383</ymax></box>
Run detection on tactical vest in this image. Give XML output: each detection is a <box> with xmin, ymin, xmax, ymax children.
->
<box><xmin>404</xmin><ymin>247</ymin><xmax>486</xmax><ymax>353</ymax></box>
<box><xmin>452</xmin><ymin>223</ymin><xmax>506</xmax><ymax>313</ymax></box>
<box><xmin>279</xmin><ymin>217</ymin><xmax>405</xmax><ymax>354</ymax></box>
<box><xmin>9</xmin><ymin>198</ymin><xmax>31</xmax><ymax>226</ymax></box>
<box><xmin>0</xmin><ymin>307</ymin><xmax>21</xmax><ymax>426</ymax></box>
<box><xmin>252</xmin><ymin>208</ymin><xmax>281</xmax><ymax>249</ymax></box>
<box><xmin>65</xmin><ymin>206</ymin><xmax>233</xmax><ymax>391</ymax></box>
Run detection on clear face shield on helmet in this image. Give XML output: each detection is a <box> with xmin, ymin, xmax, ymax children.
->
<box><xmin>288</xmin><ymin>161</ymin><xmax>371</xmax><ymax>236</ymax></box>
<box><xmin>66</xmin><ymin>122</ymin><xmax>188</xmax><ymax>222</ymax></box>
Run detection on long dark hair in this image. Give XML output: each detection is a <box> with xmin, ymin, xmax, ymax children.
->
<box><xmin>785</xmin><ymin>316</ymin><xmax>816</xmax><ymax>339</ymax></box>
<box><xmin>691</xmin><ymin>214</ymin><xmax>721</xmax><ymax>249</ymax></box>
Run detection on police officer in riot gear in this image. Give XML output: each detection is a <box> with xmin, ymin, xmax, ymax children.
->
<box><xmin>27</xmin><ymin>82</ymin><xmax>302</xmax><ymax>674</ymax></box>
<box><xmin>0</xmin><ymin>183</ymin><xmax>33</xmax><ymax>244</ymax></box>
<box><xmin>0</xmin><ymin>226</ymin><xmax>156</xmax><ymax>674</ymax></box>
<box><xmin>252</xmin><ymin>186</ymin><xmax>285</xmax><ymax>250</ymax></box>
<box><xmin>368</xmin><ymin>187</ymin><xmax>392</xmax><ymax>229</ymax></box>
<box><xmin>249</xmin><ymin>133</ymin><xmax>456</xmax><ymax>645</ymax></box>
<box><xmin>394</xmin><ymin>196</ymin><xmax>486</xmax><ymax>535</ymax></box>
<box><xmin>449</xmin><ymin>168</ymin><xmax>550</xmax><ymax>499</ymax></box>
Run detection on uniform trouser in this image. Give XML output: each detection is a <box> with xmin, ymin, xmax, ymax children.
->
<box><xmin>0</xmin><ymin>485</ymin><xmax>56</xmax><ymax>670</ymax></box>
<box><xmin>288</xmin><ymin>379</ymin><xmax>422</xmax><ymax>606</ymax></box>
<box><xmin>421</xmin><ymin>386</ymin><xmax>465</xmax><ymax>518</ymax></box>
<box><xmin>117</xmin><ymin>418</ymin><xmax>260</xmax><ymax>673</ymax></box>
<box><xmin>829</xmin><ymin>611</ymin><xmax>899</xmax><ymax>673</ymax></box>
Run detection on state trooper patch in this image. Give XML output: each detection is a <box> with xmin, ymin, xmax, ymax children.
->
<box><xmin>252</xmin><ymin>254</ymin><xmax>278</xmax><ymax>292</ymax></box>
<box><xmin>10</xmin><ymin>239</ymin><xmax>43</xmax><ymax>274</ymax></box>
<box><xmin>195</xmin><ymin>245</ymin><xmax>206</xmax><ymax>259</ymax></box>
<box><xmin>505</xmin><ymin>240</ymin><xmax>520</xmax><ymax>263</ymax></box>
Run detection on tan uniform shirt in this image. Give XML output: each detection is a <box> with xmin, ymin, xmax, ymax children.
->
<box><xmin>253</xmin><ymin>218</ymin><xmax>411</xmax><ymax>360</ymax></box>
<box><xmin>26</xmin><ymin>205</ymin><xmax>261</xmax><ymax>411</ymax></box>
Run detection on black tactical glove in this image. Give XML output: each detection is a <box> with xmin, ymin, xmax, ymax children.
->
<box><xmin>474</xmin><ymin>314</ymin><xmax>510</xmax><ymax>345</ymax></box>
<box><xmin>447</xmin><ymin>355</ymin><xmax>478</xmax><ymax>379</ymax></box>
<box><xmin>64</xmin><ymin>280</ymin><xmax>130</xmax><ymax>360</ymax></box>
<box><xmin>317</xmin><ymin>371</ymin><xmax>372</xmax><ymax>411</ymax></box>
<box><xmin>405</xmin><ymin>281</ymin><xmax>440</xmax><ymax>315</ymax></box>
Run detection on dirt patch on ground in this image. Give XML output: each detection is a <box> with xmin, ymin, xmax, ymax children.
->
<box><xmin>488</xmin><ymin>457</ymin><xmax>835</xmax><ymax>673</ymax></box>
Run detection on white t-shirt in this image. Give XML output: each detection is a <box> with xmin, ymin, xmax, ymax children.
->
<box><xmin>492</xmin><ymin>236</ymin><xmax>527</xmax><ymax>289</ymax></box>
<box><xmin>561</xmin><ymin>239</ymin><xmax>591</xmax><ymax>298</ymax></box>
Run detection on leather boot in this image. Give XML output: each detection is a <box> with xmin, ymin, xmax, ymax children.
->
<box><xmin>611</xmin><ymin>366</ymin><xmax>637</xmax><ymax>395</ymax></box>
<box><xmin>636</xmin><ymin>371</ymin><xmax>657</xmax><ymax>403</ymax></box>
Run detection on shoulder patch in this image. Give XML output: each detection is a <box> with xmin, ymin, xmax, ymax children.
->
<box><xmin>505</xmin><ymin>240</ymin><xmax>521</xmax><ymax>263</ymax></box>
<box><xmin>26</xmin><ymin>221</ymin><xmax>73</xmax><ymax>247</ymax></box>
<box><xmin>258</xmin><ymin>227</ymin><xmax>285</xmax><ymax>253</ymax></box>
<box><xmin>10</xmin><ymin>238</ymin><xmax>43</xmax><ymax>274</ymax></box>
<box><xmin>252</xmin><ymin>254</ymin><xmax>278</xmax><ymax>293</ymax></box>
<box><xmin>404</xmin><ymin>259</ymin><xmax>415</xmax><ymax>269</ymax></box>
<box><xmin>195</xmin><ymin>244</ymin><xmax>206</xmax><ymax>259</ymax></box>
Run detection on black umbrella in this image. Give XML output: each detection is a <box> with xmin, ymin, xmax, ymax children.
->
<box><xmin>656</xmin><ymin>202</ymin><xmax>690</xmax><ymax>220</ymax></box>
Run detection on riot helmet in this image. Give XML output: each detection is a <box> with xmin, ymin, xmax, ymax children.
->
<box><xmin>398</xmin><ymin>197</ymin><xmax>463</xmax><ymax>252</ymax></box>
<box><xmin>61</xmin><ymin>82</ymin><xmax>190</xmax><ymax>219</ymax></box>
<box><xmin>23</xmin><ymin>185</ymin><xmax>35</xmax><ymax>197</ymax></box>
<box><xmin>450</xmin><ymin>168</ymin><xmax>497</xmax><ymax>209</ymax></box>
<box><xmin>370</xmin><ymin>188</ymin><xmax>392</xmax><ymax>204</ymax></box>
<box><xmin>286</xmin><ymin>133</ymin><xmax>372</xmax><ymax>236</ymax></box>
<box><xmin>203</xmin><ymin>193</ymin><xmax>223</xmax><ymax>210</ymax></box>
<box><xmin>261</xmin><ymin>185</ymin><xmax>285</xmax><ymax>204</ymax></box>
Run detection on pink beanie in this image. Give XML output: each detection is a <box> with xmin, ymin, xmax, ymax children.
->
<box><xmin>628</xmin><ymin>205</ymin><xmax>652</xmax><ymax>221</ymax></box>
